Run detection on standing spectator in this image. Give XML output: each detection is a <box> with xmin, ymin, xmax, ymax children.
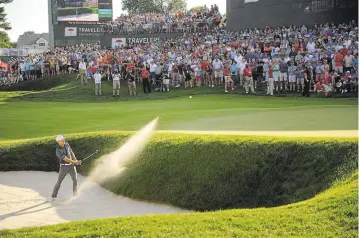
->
<box><xmin>279</xmin><ymin>59</ymin><xmax>288</xmax><ymax>91</ymax></box>
<box><xmin>243</xmin><ymin>64</ymin><xmax>256</xmax><ymax>94</ymax></box>
<box><xmin>288</xmin><ymin>61</ymin><xmax>297</xmax><ymax>91</ymax></box>
<box><xmin>315</xmin><ymin>61</ymin><xmax>324</xmax><ymax>82</ymax></box>
<box><xmin>272</xmin><ymin>59</ymin><xmax>280</xmax><ymax>91</ymax></box>
<box><xmin>230</xmin><ymin>61</ymin><xmax>238</xmax><ymax>86</ymax></box>
<box><xmin>127</xmin><ymin>69</ymin><xmax>136</xmax><ymax>96</ymax></box>
<box><xmin>112</xmin><ymin>70</ymin><xmax>121</xmax><ymax>97</ymax></box>
<box><xmin>296</xmin><ymin>63</ymin><xmax>305</xmax><ymax>92</ymax></box>
<box><xmin>224</xmin><ymin>64</ymin><xmax>234</xmax><ymax>92</ymax></box>
<box><xmin>78</xmin><ymin>60</ymin><xmax>87</xmax><ymax>85</ymax></box>
<box><xmin>141</xmin><ymin>66</ymin><xmax>151</xmax><ymax>93</ymax></box>
<box><xmin>267</xmin><ymin>64</ymin><xmax>274</xmax><ymax>96</ymax></box>
<box><xmin>334</xmin><ymin>51</ymin><xmax>344</xmax><ymax>74</ymax></box>
<box><xmin>343</xmin><ymin>52</ymin><xmax>355</xmax><ymax>73</ymax></box>
<box><xmin>238</xmin><ymin>58</ymin><xmax>246</xmax><ymax>87</ymax></box>
<box><xmin>150</xmin><ymin>61</ymin><xmax>157</xmax><ymax>84</ymax></box>
<box><xmin>213</xmin><ymin>57</ymin><xmax>223</xmax><ymax>86</ymax></box>
<box><xmin>302</xmin><ymin>68</ymin><xmax>311</xmax><ymax>97</ymax></box>
<box><xmin>94</xmin><ymin>70</ymin><xmax>102</xmax><ymax>96</ymax></box>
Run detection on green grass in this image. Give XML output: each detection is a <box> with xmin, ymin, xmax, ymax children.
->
<box><xmin>1</xmin><ymin>172</ymin><xmax>357</xmax><ymax>237</ymax></box>
<box><xmin>0</xmin><ymin>76</ymin><xmax>357</xmax><ymax>140</ymax></box>
<box><xmin>1</xmin><ymin>132</ymin><xmax>357</xmax><ymax>211</ymax></box>
<box><xmin>0</xmin><ymin>76</ymin><xmax>358</xmax><ymax>236</ymax></box>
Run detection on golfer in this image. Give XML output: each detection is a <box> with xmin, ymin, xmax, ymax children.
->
<box><xmin>48</xmin><ymin>135</ymin><xmax>81</xmax><ymax>201</ymax></box>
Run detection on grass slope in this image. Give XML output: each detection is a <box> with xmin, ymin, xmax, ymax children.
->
<box><xmin>1</xmin><ymin>172</ymin><xmax>357</xmax><ymax>237</ymax></box>
<box><xmin>1</xmin><ymin>133</ymin><xmax>357</xmax><ymax>211</ymax></box>
<box><xmin>0</xmin><ymin>76</ymin><xmax>357</xmax><ymax>140</ymax></box>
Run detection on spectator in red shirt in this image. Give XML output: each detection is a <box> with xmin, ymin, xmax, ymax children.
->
<box><xmin>141</xmin><ymin>66</ymin><xmax>151</xmax><ymax>94</ymax></box>
<box><xmin>224</xmin><ymin>65</ymin><xmax>234</xmax><ymax>93</ymax></box>
<box><xmin>334</xmin><ymin>52</ymin><xmax>344</xmax><ymax>74</ymax></box>
<box><xmin>243</xmin><ymin>64</ymin><xmax>256</xmax><ymax>94</ymax></box>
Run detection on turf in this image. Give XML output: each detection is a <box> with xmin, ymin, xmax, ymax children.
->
<box><xmin>0</xmin><ymin>76</ymin><xmax>358</xmax><ymax>237</ymax></box>
<box><xmin>1</xmin><ymin>172</ymin><xmax>357</xmax><ymax>237</ymax></box>
<box><xmin>0</xmin><ymin>76</ymin><xmax>357</xmax><ymax>140</ymax></box>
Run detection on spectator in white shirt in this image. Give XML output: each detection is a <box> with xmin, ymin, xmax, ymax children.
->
<box><xmin>149</xmin><ymin>62</ymin><xmax>157</xmax><ymax>84</ymax></box>
<box><xmin>212</xmin><ymin>57</ymin><xmax>223</xmax><ymax>85</ymax></box>
<box><xmin>306</xmin><ymin>39</ymin><xmax>316</xmax><ymax>53</ymax></box>
<box><xmin>77</xmin><ymin>60</ymin><xmax>87</xmax><ymax>85</ymax></box>
<box><xmin>238</xmin><ymin>58</ymin><xmax>247</xmax><ymax>87</ymax></box>
<box><xmin>344</xmin><ymin>52</ymin><xmax>355</xmax><ymax>72</ymax></box>
<box><xmin>94</xmin><ymin>70</ymin><xmax>102</xmax><ymax>96</ymax></box>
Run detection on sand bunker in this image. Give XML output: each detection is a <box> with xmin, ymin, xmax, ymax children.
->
<box><xmin>0</xmin><ymin>171</ymin><xmax>187</xmax><ymax>230</ymax></box>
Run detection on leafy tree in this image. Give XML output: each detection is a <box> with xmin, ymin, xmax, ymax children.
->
<box><xmin>0</xmin><ymin>0</ymin><xmax>12</xmax><ymax>30</ymax></box>
<box><xmin>0</xmin><ymin>0</ymin><xmax>13</xmax><ymax>49</ymax></box>
<box><xmin>189</xmin><ymin>5</ymin><xmax>206</xmax><ymax>12</ymax></box>
<box><xmin>122</xmin><ymin>0</ymin><xmax>187</xmax><ymax>14</ymax></box>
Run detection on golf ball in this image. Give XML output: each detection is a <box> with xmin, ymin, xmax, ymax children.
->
<box><xmin>189</xmin><ymin>96</ymin><xmax>192</xmax><ymax>98</ymax></box>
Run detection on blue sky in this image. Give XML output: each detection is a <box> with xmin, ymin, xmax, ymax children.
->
<box><xmin>4</xmin><ymin>0</ymin><xmax>226</xmax><ymax>42</ymax></box>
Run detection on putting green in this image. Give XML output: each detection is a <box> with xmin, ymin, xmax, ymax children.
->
<box><xmin>0</xmin><ymin>95</ymin><xmax>357</xmax><ymax>140</ymax></box>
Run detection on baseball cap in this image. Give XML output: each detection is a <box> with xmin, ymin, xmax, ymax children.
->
<box><xmin>56</xmin><ymin>135</ymin><xmax>65</xmax><ymax>142</ymax></box>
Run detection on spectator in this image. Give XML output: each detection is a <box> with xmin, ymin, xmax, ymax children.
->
<box><xmin>112</xmin><ymin>70</ymin><xmax>121</xmax><ymax>97</ymax></box>
<box><xmin>94</xmin><ymin>70</ymin><xmax>102</xmax><ymax>96</ymax></box>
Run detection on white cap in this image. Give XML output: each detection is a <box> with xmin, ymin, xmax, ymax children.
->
<box><xmin>56</xmin><ymin>135</ymin><xmax>65</xmax><ymax>142</ymax></box>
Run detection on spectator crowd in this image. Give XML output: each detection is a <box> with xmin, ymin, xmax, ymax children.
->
<box><xmin>1</xmin><ymin>17</ymin><xmax>358</xmax><ymax>98</ymax></box>
<box><xmin>102</xmin><ymin>4</ymin><xmax>224</xmax><ymax>35</ymax></box>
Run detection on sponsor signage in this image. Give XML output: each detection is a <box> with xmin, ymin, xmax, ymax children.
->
<box><xmin>127</xmin><ymin>37</ymin><xmax>160</xmax><ymax>44</ymax></box>
<box><xmin>65</xmin><ymin>27</ymin><xmax>77</xmax><ymax>36</ymax></box>
<box><xmin>64</xmin><ymin>27</ymin><xmax>105</xmax><ymax>37</ymax></box>
<box><xmin>112</xmin><ymin>38</ymin><xmax>127</xmax><ymax>48</ymax></box>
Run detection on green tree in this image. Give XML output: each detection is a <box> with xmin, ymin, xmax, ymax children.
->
<box><xmin>122</xmin><ymin>0</ymin><xmax>187</xmax><ymax>14</ymax></box>
<box><xmin>0</xmin><ymin>0</ymin><xmax>13</xmax><ymax>49</ymax></box>
<box><xmin>189</xmin><ymin>5</ymin><xmax>206</xmax><ymax>12</ymax></box>
<box><xmin>0</xmin><ymin>0</ymin><xmax>12</xmax><ymax>30</ymax></box>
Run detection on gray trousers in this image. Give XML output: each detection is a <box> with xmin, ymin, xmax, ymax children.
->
<box><xmin>95</xmin><ymin>83</ymin><xmax>102</xmax><ymax>95</ymax></box>
<box><xmin>51</xmin><ymin>165</ymin><xmax>78</xmax><ymax>198</ymax></box>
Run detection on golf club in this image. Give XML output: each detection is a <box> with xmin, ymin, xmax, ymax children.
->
<box><xmin>80</xmin><ymin>150</ymin><xmax>99</xmax><ymax>164</ymax></box>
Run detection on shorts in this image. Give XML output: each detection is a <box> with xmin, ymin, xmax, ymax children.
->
<box><xmin>225</xmin><ymin>76</ymin><xmax>233</xmax><ymax>83</ymax></box>
<box><xmin>214</xmin><ymin>70</ymin><xmax>220</xmax><ymax>78</ymax></box>
<box><xmin>79</xmin><ymin>69</ymin><xmax>86</xmax><ymax>75</ymax></box>
<box><xmin>150</xmin><ymin>72</ymin><xmax>156</xmax><ymax>80</ymax></box>
<box><xmin>279</xmin><ymin>72</ymin><xmax>287</xmax><ymax>81</ymax></box>
<box><xmin>316</xmin><ymin>74</ymin><xmax>324</xmax><ymax>82</ymax></box>
<box><xmin>113</xmin><ymin>80</ymin><xmax>120</xmax><ymax>89</ymax></box>
<box><xmin>219</xmin><ymin>70</ymin><xmax>223</xmax><ymax>78</ymax></box>
<box><xmin>334</xmin><ymin>66</ymin><xmax>343</xmax><ymax>74</ymax></box>
<box><xmin>196</xmin><ymin>76</ymin><xmax>202</xmax><ymax>81</ymax></box>
<box><xmin>273</xmin><ymin>72</ymin><xmax>280</xmax><ymax>82</ymax></box>
<box><xmin>297</xmin><ymin>77</ymin><xmax>304</xmax><ymax>85</ymax></box>
<box><xmin>289</xmin><ymin>75</ymin><xmax>296</xmax><ymax>83</ymax></box>
<box><xmin>26</xmin><ymin>70</ymin><xmax>31</xmax><ymax>75</ymax></box>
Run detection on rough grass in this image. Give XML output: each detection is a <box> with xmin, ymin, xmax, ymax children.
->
<box><xmin>0</xmin><ymin>172</ymin><xmax>357</xmax><ymax>237</ymax></box>
<box><xmin>0</xmin><ymin>132</ymin><xmax>357</xmax><ymax>211</ymax></box>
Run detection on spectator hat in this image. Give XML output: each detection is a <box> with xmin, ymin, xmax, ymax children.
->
<box><xmin>56</xmin><ymin>135</ymin><xmax>65</xmax><ymax>142</ymax></box>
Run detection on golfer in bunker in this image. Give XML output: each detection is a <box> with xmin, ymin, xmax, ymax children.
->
<box><xmin>48</xmin><ymin>135</ymin><xmax>81</xmax><ymax>202</ymax></box>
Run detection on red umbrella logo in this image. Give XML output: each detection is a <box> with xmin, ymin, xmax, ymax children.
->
<box><xmin>116</xmin><ymin>39</ymin><xmax>123</xmax><ymax>43</ymax></box>
<box><xmin>68</xmin><ymin>28</ymin><xmax>74</xmax><ymax>32</ymax></box>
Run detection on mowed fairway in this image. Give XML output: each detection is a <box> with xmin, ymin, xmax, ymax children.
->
<box><xmin>0</xmin><ymin>93</ymin><xmax>358</xmax><ymax>140</ymax></box>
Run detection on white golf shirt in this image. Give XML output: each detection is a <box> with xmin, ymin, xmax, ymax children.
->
<box><xmin>79</xmin><ymin>62</ymin><xmax>86</xmax><ymax>70</ymax></box>
<box><xmin>94</xmin><ymin>73</ymin><xmax>102</xmax><ymax>84</ymax></box>
<box><xmin>150</xmin><ymin>63</ymin><xmax>157</xmax><ymax>73</ymax></box>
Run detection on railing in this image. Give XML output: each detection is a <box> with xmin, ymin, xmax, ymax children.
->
<box><xmin>101</xmin><ymin>22</ymin><xmax>215</xmax><ymax>36</ymax></box>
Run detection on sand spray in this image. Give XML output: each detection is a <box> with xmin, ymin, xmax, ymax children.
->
<box><xmin>71</xmin><ymin>117</ymin><xmax>159</xmax><ymax>199</ymax></box>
